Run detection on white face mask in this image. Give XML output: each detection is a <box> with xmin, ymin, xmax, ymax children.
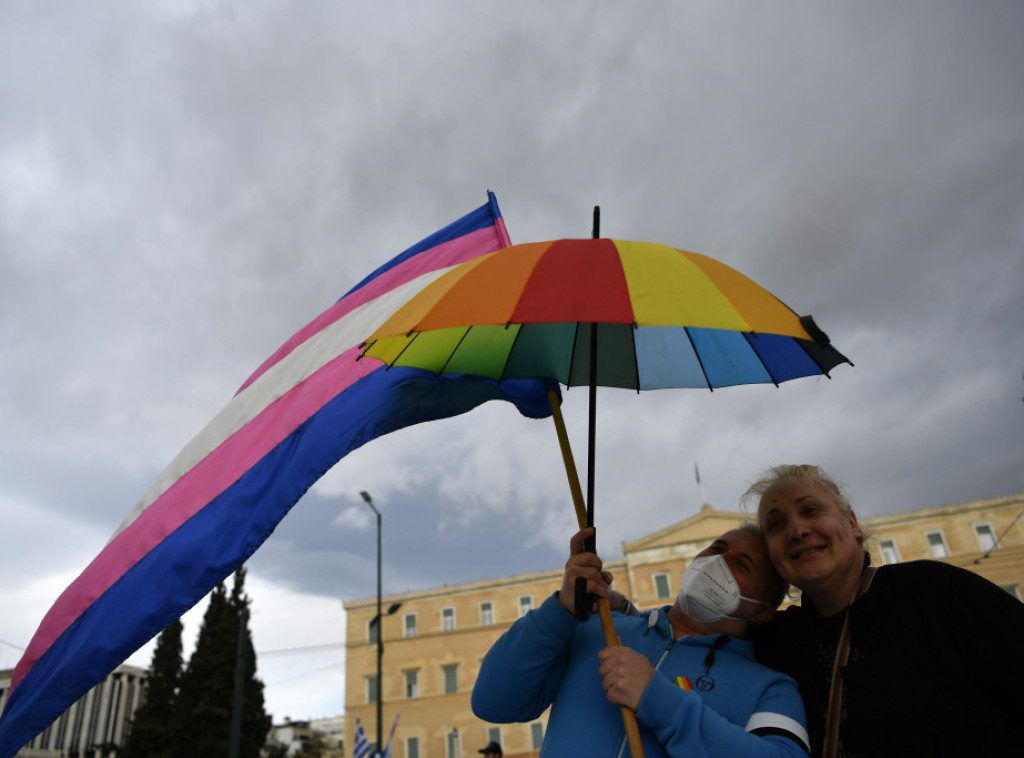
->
<box><xmin>677</xmin><ymin>554</ymin><xmax>769</xmax><ymax>623</ymax></box>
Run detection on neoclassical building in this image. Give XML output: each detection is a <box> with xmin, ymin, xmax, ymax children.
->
<box><xmin>0</xmin><ymin>664</ymin><xmax>147</xmax><ymax>758</ymax></box>
<box><xmin>343</xmin><ymin>491</ymin><xmax>1024</xmax><ymax>758</ymax></box>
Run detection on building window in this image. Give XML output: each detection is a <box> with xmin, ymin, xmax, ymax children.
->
<box><xmin>530</xmin><ymin>722</ymin><xmax>545</xmax><ymax>750</ymax></box>
<box><xmin>480</xmin><ymin>601</ymin><xmax>494</xmax><ymax>626</ymax></box>
<box><xmin>406</xmin><ymin>737</ymin><xmax>420</xmax><ymax>758</ymax></box>
<box><xmin>925</xmin><ymin>531</ymin><xmax>949</xmax><ymax>558</ymax></box>
<box><xmin>366</xmin><ymin>675</ymin><xmax>378</xmax><ymax>705</ymax></box>
<box><xmin>442</xmin><ymin>606</ymin><xmax>456</xmax><ymax>632</ymax></box>
<box><xmin>367</xmin><ymin>618</ymin><xmax>380</xmax><ymax>644</ymax></box>
<box><xmin>974</xmin><ymin>523</ymin><xmax>998</xmax><ymax>552</ymax></box>
<box><xmin>404</xmin><ymin>613</ymin><xmax>417</xmax><ymax>638</ymax></box>
<box><xmin>443</xmin><ymin>664</ymin><xmax>458</xmax><ymax>694</ymax></box>
<box><xmin>487</xmin><ymin>727</ymin><xmax>502</xmax><ymax>747</ymax></box>
<box><xmin>653</xmin><ymin>573</ymin><xmax>671</xmax><ymax>599</ymax></box>
<box><xmin>877</xmin><ymin>538</ymin><xmax>900</xmax><ymax>565</ymax></box>
<box><xmin>518</xmin><ymin>596</ymin><xmax>533</xmax><ymax>618</ymax></box>
<box><xmin>404</xmin><ymin>670</ymin><xmax>419</xmax><ymax>699</ymax></box>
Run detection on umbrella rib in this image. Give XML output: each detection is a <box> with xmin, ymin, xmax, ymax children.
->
<box><xmin>495</xmin><ymin>321</ymin><xmax>521</xmax><ymax>383</ymax></box>
<box><xmin>802</xmin><ymin>338</ymin><xmax>832</xmax><ymax>378</ymax></box>
<box><xmin>567</xmin><ymin>322</ymin><xmax>583</xmax><ymax>387</ymax></box>
<box><xmin>437</xmin><ymin>326</ymin><xmax>473</xmax><ymax>376</ymax></box>
<box><xmin>382</xmin><ymin>333</ymin><xmax>420</xmax><ymax>369</ymax></box>
<box><xmin>743</xmin><ymin>333</ymin><xmax>781</xmax><ymax>388</ymax></box>
<box><xmin>684</xmin><ymin>327</ymin><xmax>715</xmax><ymax>392</ymax></box>
<box><xmin>630</xmin><ymin>322</ymin><xmax>640</xmax><ymax>393</ymax></box>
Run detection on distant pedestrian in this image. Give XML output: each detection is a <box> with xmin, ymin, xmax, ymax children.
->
<box><xmin>478</xmin><ymin>740</ymin><xmax>502</xmax><ymax>757</ymax></box>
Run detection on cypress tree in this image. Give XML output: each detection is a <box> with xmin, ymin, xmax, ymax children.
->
<box><xmin>120</xmin><ymin>618</ymin><xmax>183</xmax><ymax>758</ymax></box>
<box><xmin>174</xmin><ymin>567</ymin><xmax>271</xmax><ymax>758</ymax></box>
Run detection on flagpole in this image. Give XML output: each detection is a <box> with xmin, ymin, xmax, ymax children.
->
<box><xmin>360</xmin><ymin>492</ymin><xmax>384</xmax><ymax>758</ymax></box>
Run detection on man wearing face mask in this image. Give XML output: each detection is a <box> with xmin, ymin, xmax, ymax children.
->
<box><xmin>472</xmin><ymin>526</ymin><xmax>809</xmax><ymax>758</ymax></box>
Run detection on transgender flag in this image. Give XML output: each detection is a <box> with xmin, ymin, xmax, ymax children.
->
<box><xmin>0</xmin><ymin>192</ymin><xmax>554</xmax><ymax>758</ymax></box>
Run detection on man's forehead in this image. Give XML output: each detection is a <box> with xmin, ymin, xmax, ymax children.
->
<box><xmin>710</xmin><ymin>529</ymin><xmax>766</xmax><ymax>558</ymax></box>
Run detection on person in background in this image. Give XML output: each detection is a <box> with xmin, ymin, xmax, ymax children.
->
<box><xmin>749</xmin><ymin>463</ymin><xmax>1024</xmax><ymax>757</ymax></box>
<box><xmin>477</xmin><ymin>740</ymin><xmax>502</xmax><ymax>757</ymax></box>
<box><xmin>472</xmin><ymin>525</ymin><xmax>810</xmax><ymax>757</ymax></box>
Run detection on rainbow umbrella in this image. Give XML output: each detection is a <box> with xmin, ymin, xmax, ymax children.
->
<box><xmin>360</xmin><ymin>224</ymin><xmax>851</xmax><ymax>756</ymax></box>
<box><xmin>360</xmin><ymin>228</ymin><xmax>850</xmax><ymax>546</ymax></box>
<box><xmin>360</xmin><ymin>238</ymin><xmax>848</xmax><ymax>390</ymax></box>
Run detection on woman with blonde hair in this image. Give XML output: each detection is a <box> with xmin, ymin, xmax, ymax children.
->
<box><xmin>748</xmin><ymin>464</ymin><xmax>1024</xmax><ymax>757</ymax></box>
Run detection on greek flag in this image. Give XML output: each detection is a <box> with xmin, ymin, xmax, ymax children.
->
<box><xmin>352</xmin><ymin>716</ymin><xmax>371</xmax><ymax>758</ymax></box>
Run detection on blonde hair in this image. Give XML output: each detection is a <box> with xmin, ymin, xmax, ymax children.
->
<box><xmin>743</xmin><ymin>464</ymin><xmax>864</xmax><ymax>545</ymax></box>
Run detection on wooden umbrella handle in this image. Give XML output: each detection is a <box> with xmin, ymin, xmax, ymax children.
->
<box><xmin>547</xmin><ymin>390</ymin><xmax>645</xmax><ymax>758</ymax></box>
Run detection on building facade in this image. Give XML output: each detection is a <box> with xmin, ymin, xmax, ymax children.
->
<box><xmin>0</xmin><ymin>664</ymin><xmax>148</xmax><ymax>758</ymax></box>
<box><xmin>344</xmin><ymin>491</ymin><xmax>1024</xmax><ymax>757</ymax></box>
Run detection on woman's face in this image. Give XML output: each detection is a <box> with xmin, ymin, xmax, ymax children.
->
<box><xmin>757</xmin><ymin>477</ymin><xmax>863</xmax><ymax>597</ymax></box>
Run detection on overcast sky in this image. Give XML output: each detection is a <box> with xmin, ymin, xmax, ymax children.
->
<box><xmin>2</xmin><ymin>0</ymin><xmax>1022</xmax><ymax>724</ymax></box>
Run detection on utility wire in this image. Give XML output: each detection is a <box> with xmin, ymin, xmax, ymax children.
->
<box><xmin>267</xmin><ymin>661</ymin><xmax>345</xmax><ymax>687</ymax></box>
<box><xmin>258</xmin><ymin>642</ymin><xmax>345</xmax><ymax>658</ymax></box>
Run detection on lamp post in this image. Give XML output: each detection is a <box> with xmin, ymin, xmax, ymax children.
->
<box><xmin>360</xmin><ymin>491</ymin><xmax>401</xmax><ymax>758</ymax></box>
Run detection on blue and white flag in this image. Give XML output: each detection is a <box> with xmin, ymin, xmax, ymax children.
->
<box><xmin>382</xmin><ymin>709</ymin><xmax>402</xmax><ymax>758</ymax></box>
<box><xmin>352</xmin><ymin>716</ymin><xmax>371</xmax><ymax>758</ymax></box>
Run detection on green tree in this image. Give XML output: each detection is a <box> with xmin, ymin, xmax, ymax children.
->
<box><xmin>119</xmin><ymin>618</ymin><xmax>183</xmax><ymax>758</ymax></box>
<box><xmin>175</xmin><ymin>567</ymin><xmax>272</xmax><ymax>758</ymax></box>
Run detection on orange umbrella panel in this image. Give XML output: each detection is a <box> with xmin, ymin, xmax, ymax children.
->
<box><xmin>361</xmin><ymin>239</ymin><xmax>851</xmax><ymax>390</ymax></box>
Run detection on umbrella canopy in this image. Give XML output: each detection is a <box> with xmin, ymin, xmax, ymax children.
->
<box><xmin>360</xmin><ymin>238</ymin><xmax>850</xmax><ymax>389</ymax></box>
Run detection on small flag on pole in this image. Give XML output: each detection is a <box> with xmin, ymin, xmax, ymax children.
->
<box><xmin>382</xmin><ymin>709</ymin><xmax>402</xmax><ymax>758</ymax></box>
<box><xmin>352</xmin><ymin>716</ymin><xmax>371</xmax><ymax>758</ymax></box>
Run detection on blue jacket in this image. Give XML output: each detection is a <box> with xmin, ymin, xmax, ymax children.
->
<box><xmin>473</xmin><ymin>594</ymin><xmax>809</xmax><ymax>758</ymax></box>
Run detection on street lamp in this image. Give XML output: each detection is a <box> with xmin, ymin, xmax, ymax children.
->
<box><xmin>360</xmin><ymin>491</ymin><xmax>401</xmax><ymax>758</ymax></box>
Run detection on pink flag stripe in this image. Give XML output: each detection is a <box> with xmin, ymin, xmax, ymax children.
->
<box><xmin>14</xmin><ymin>346</ymin><xmax>380</xmax><ymax>690</ymax></box>
<box><xmin>237</xmin><ymin>224</ymin><xmax>508</xmax><ymax>394</ymax></box>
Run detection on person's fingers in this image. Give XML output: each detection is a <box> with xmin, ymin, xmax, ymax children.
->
<box><xmin>568</xmin><ymin>527</ymin><xmax>596</xmax><ymax>555</ymax></box>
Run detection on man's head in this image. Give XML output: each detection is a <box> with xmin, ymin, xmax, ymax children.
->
<box><xmin>479</xmin><ymin>741</ymin><xmax>503</xmax><ymax>757</ymax></box>
<box><xmin>680</xmin><ymin>525</ymin><xmax>788</xmax><ymax>624</ymax></box>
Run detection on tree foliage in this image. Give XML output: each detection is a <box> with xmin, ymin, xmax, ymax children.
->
<box><xmin>119</xmin><ymin>618</ymin><xmax>183</xmax><ymax>758</ymax></box>
<box><xmin>122</xmin><ymin>567</ymin><xmax>271</xmax><ymax>758</ymax></box>
<box><xmin>174</xmin><ymin>566</ymin><xmax>272</xmax><ymax>758</ymax></box>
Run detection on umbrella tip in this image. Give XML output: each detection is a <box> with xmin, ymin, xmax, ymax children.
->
<box><xmin>592</xmin><ymin>206</ymin><xmax>600</xmax><ymax>239</ymax></box>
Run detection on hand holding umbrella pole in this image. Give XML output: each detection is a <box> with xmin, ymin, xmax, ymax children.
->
<box><xmin>546</xmin><ymin>390</ymin><xmax>646</xmax><ymax>758</ymax></box>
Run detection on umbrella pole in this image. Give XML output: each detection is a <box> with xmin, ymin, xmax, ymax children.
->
<box><xmin>546</xmin><ymin>390</ymin><xmax>646</xmax><ymax>758</ymax></box>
